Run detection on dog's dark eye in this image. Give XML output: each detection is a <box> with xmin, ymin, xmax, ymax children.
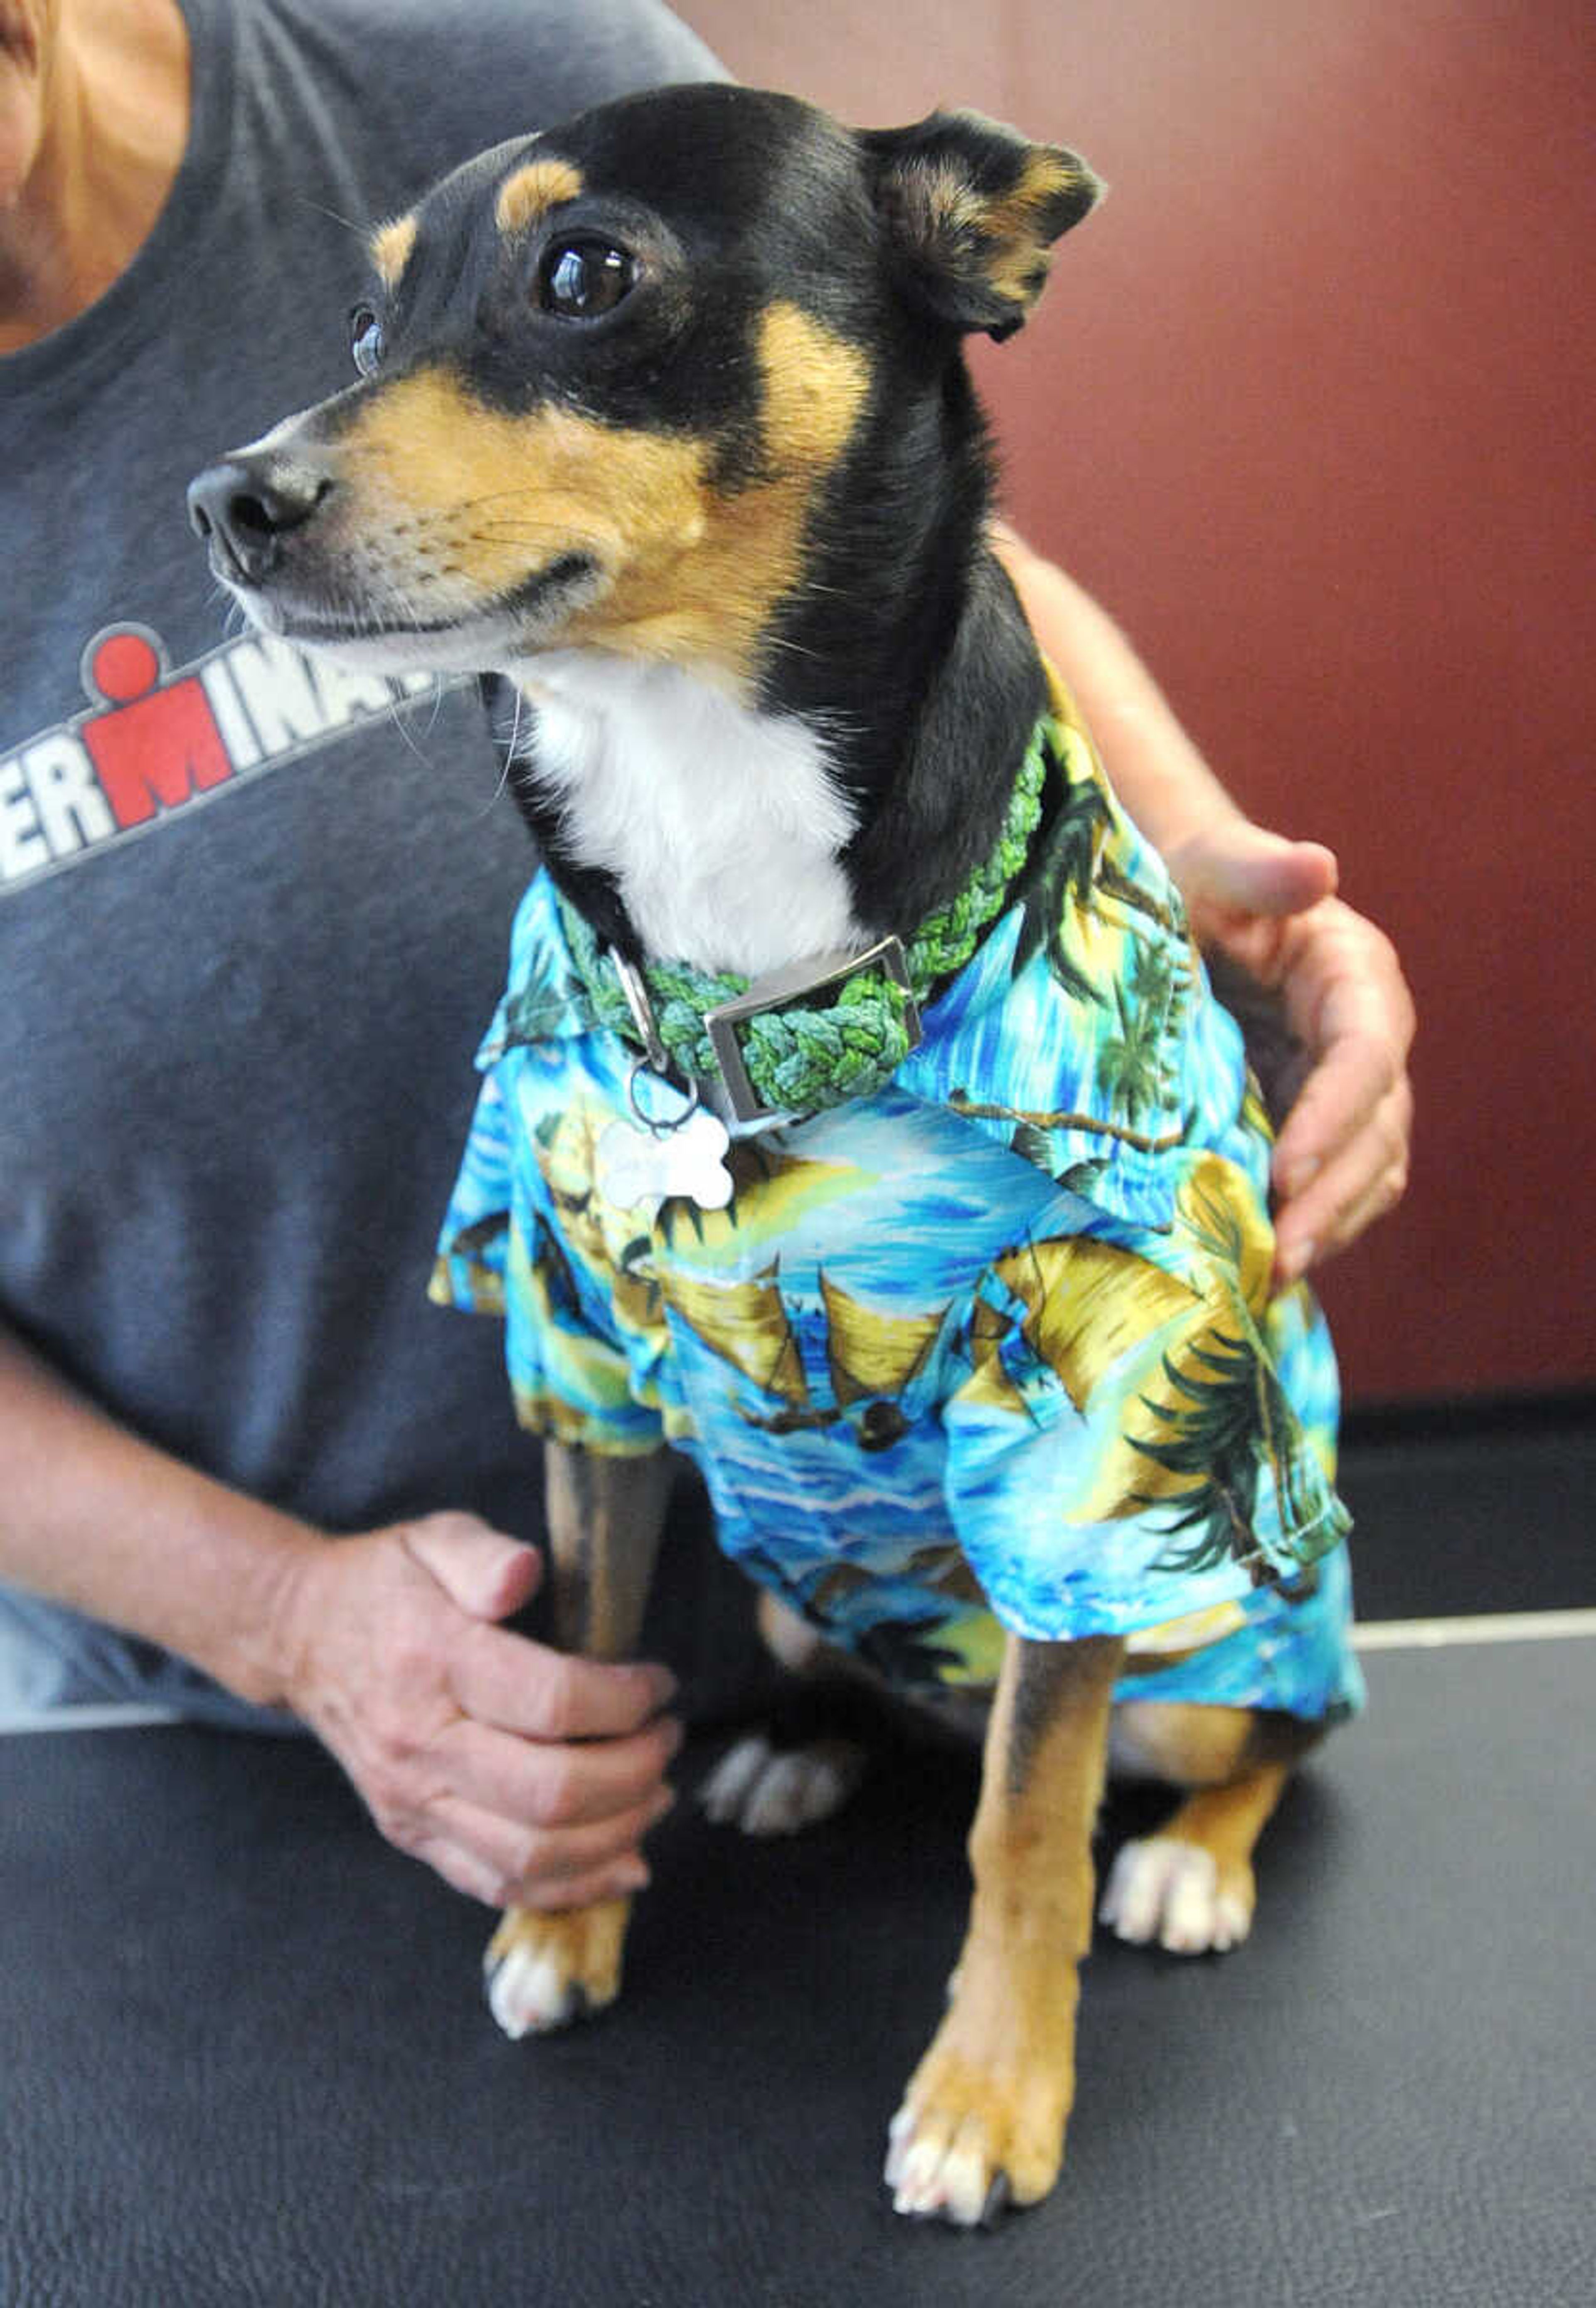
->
<box><xmin>349</xmin><ymin>304</ymin><xmax>386</xmax><ymax>377</ymax></box>
<box><xmin>538</xmin><ymin>238</ymin><xmax>635</xmax><ymax>320</ymax></box>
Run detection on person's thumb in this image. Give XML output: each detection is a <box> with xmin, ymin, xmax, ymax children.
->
<box><xmin>1172</xmin><ymin>824</ymin><xmax>1337</xmax><ymax>922</ymax></box>
<box><xmin>402</xmin><ymin>1512</ymin><xmax>544</xmax><ymax>1621</ymax></box>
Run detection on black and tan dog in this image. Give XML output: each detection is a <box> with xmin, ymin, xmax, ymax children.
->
<box><xmin>190</xmin><ymin>83</ymin><xmax>1356</xmax><ymax>2226</ymax></box>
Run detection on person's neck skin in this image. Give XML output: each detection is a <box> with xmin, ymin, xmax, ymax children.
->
<box><xmin>0</xmin><ymin>0</ymin><xmax>189</xmax><ymax>352</ymax></box>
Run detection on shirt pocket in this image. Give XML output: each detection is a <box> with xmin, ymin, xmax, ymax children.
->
<box><xmin>910</xmin><ymin>729</ymin><xmax>1201</xmax><ymax>1232</ymax></box>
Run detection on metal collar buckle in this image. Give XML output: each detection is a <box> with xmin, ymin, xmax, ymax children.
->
<box><xmin>704</xmin><ymin>935</ymin><xmax>922</xmax><ymax>1127</ymax></box>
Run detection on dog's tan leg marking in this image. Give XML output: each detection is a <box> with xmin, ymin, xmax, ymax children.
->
<box><xmin>1100</xmin><ymin>1701</ymin><xmax>1322</xmax><ymax>1954</ymax></box>
<box><xmin>484</xmin><ymin>1442</ymin><xmax>675</xmax><ymax>2039</ymax></box>
<box><xmin>886</xmin><ymin>1632</ymin><xmax>1124</xmax><ymax>2224</ymax></box>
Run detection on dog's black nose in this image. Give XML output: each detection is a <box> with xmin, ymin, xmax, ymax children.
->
<box><xmin>187</xmin><ymin>456</ymin><xmax>330</xmax><ymax>584</ymax></box>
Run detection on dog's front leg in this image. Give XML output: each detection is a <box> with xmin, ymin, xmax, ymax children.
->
<box><xmin>886</xmin><ymin>1631</ymin><xmax>1124</xmax><ymax>2224</ymax></box>
<box><xmin>485</xmin><ymin>1440</ymin><xmax>675</xmax><ymax>2038</ymax></box>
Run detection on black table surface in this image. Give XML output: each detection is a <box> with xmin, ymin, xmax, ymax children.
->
<box><xmin>2</xmin><ymin>1637</ymin><xmax>1591</xmax><ymax>2308</ymax></box>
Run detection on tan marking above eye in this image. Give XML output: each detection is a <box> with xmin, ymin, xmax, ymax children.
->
<box><xmin>370</xmin><ymin>214</ymin><xmax>418</xmax><ymax>291</ymax></box>
<box><xmin>495</xmin><ymin>158</ymin><xmax>585</xmax><ymax>237</ymax></box>
<box><xmin>331</xmin><ymin>302</ymin><xmax>870</xmax><ymax>692</ymax></box>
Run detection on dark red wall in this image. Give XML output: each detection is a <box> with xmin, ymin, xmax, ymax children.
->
<box><xmin>683</xmin><ymin>2</ymin><xmax>1596</xmax><ymax>1405</ymax></box>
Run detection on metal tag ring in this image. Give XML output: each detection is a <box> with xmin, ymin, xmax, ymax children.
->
<box><xmin>626</xmin><ymin>1060</ymin><xmax>702</xmax><ymax>1138</ymax></box>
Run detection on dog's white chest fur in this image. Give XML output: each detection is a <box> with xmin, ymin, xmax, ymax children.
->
<box><xmin>505</xmin><ymin>652</ymin><xmax>865</xmax><ymax>976</ymax></box>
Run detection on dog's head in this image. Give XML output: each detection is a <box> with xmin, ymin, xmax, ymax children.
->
<box><xmin>189</xmin><ymin>84</ymin><xmax>1100</xmax><ymax>694</ymax></box>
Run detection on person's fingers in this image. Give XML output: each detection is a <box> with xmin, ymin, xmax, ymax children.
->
<box><xmin>434</xmin><ymin>1706</ymin><xmax>683</xmax><ymax>1831</ymax></box>
<box><xmin>1270</xmin><ymin>927</ymin><xmax>1414</xmax><ymax>1186</ymax></box>
<box><xmin>506</xmin><ymin>1859</ymin><xmax>656</xmax><ymax>1913</ymax></box>
<box><xmin>1274</xmin><ymin>1078</ymin><xmax>1413</xmax><ymax>1282</ymax></box>
<box><xmin>275</xmin><ymin>1523</ymin><xmax>686</xmax><ymax>1914</ymax></box>
<box><xmin>1271</xmin><ymin>1023</ymin><xmax>1400</xmax><ymax>1201</ymax></box>
<box><xmin>402</xmin><ymin>1512</ymin><xmax>544</xmax><ymax>1622</ymax></box>
<box><xmin>411</xmin><ymin>1784</ymin><xmax>675</xmax><ymax>1911</ymax></box>
<box><xmin>450</xmin><ymin>1618</ymin><xmax>677</xmax><ymax>1742</ymax></box>
<box><xmin>403</xmin><ymin>1834</ymin><xmax>508</xmax><ymax>1909</ymax></box>
<box><xmin>405</xmin><ymin>1830</ymin><xmax>652</xmax><ymax>1914</ymax></box>
<box><xmin>1288</xmin><ymin>912</ymin><xmax>1414</xmax><ymax>1052</ymax></box>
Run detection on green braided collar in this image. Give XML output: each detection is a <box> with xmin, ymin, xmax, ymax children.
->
<box><xmin>556</xmin><ymin>714</ymin><xmax>1053</xmax><ymax>1122</ymax></box>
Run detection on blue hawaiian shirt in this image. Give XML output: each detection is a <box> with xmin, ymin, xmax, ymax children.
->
<box><xmin>433</xmin><ymin>690</ymin><xmax>1362</xmax><ymax>1724</ymax></box>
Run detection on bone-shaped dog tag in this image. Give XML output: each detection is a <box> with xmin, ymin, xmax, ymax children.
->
<box><xmin>596</xmin><ymin>1097</ymin><xmax>734</xmax><ymax>1216</ymax></box>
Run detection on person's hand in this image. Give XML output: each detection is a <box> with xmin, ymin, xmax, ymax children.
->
<box><xmin>270</xmin><ymin>1512</ymin><xmax>681</xmax><ymax>1910</ymax></box>
<box><xmin>1163</xmin><ymin>824</ymin><xmax>1415</xmax><ymax>1287</ymax></box>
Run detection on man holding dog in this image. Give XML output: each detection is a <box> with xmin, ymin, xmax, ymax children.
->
<box><xmin>0</xmin><ymin>0</ymin><xmax>1413</xmax><ymax>1913</ymax></box>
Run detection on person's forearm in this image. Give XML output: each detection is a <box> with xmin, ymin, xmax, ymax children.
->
<box><xmin>0</xmin><ymin>1321</ymin><xmax>318</xmax><ymax>1706</ymax></box>
<box><xmin>992</xmin><ymin>523</ymin><xmax>1247</xmax><ymax>854</ymax></box>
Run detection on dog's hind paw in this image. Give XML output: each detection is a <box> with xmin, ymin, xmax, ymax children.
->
<box><xmin>484</xmin><ymin>1898</ymin><xmax>631</xmax><ymax>2037</ymax></box>
<box><xmin>1098</xmin><ymin>1836</ymin><xmax>1254</xmax><ymax>1954</ymax></box>
<box><xmin>699</xmin><ymin>1731</ymin><xmax>866</xmax><ymax>1836</ymax></box>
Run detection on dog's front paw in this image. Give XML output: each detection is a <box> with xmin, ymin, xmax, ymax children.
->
<box><xmin>884</xmin><ymin>2032</ymin><xmax>1069</xmax><ymax>2226</ymax></box>
<box><xmin>1098</xmin><ymin>1835</ymin><xmax>1254</xmax><ymax>1953</ymax></box>
<box><xmin>484</xmin><ymin>1897</ymin><xmax>632</xmax><ymax>2037</ymax></box>
<box><xmin>699</xmin><ymin>1731</ymin><xmax>866</xmax><ymax>1836</ymax></box>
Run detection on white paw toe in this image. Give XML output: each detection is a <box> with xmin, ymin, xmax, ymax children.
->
<box><xmin>884</xmin><ymin>2108</ymin><xmax>1009</xmax><ymax>2227</ymax></box>
<box><xmin>1098</xmin><ymin>1836</ymin><xmax>1252</xmax><ymax>1955</ymax></box>
<box><xmin>485</xmin><ymin>1943</ymin><xmax>581</xmax><ymax>2037</ymax></box>
<box><xmin>699</xmin><ymin>1732</ymin><xmax>776</xmax><ymax>1825</ymax></box>
<box><xmin>700</xmin><ymin>1733</ymin><xmax>865</xmax><ymax>1836</ymax></box>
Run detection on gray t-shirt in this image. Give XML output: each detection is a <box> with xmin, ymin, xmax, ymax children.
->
<box><xmin>0</xmin><ymin>0</ymin><xmax>724</xmax><ymax>1713</ymax></box>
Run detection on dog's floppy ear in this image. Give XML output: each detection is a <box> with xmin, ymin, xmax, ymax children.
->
<box><xmin>862</xmin><ymin>109</ymin><xmax>1102</xmax><ymax>342</ymax></box>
